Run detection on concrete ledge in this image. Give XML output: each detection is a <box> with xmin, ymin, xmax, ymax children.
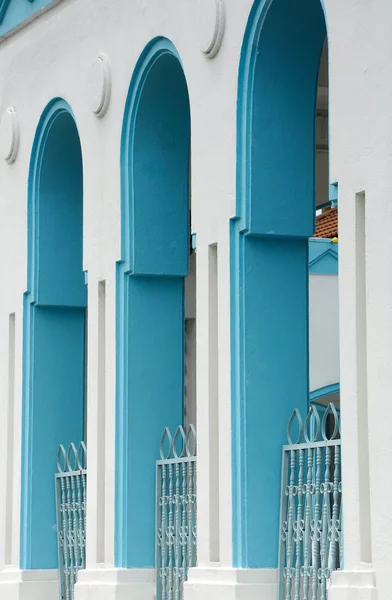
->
<box><xmin>75</xmin><ymin>567</ymin><xmax>155</xmax><ymax>600</ymax></box>
<box><xmin>184</xmin><ymin>567</ymin><xmax>278</xmax><ymax>600</ymax></box>
<box><xmin>0</xmin><ymin>568</ymin><xmax>59</xmax><ymax>600</ymax></box>
<box><xmin>328</xmin><ymin>568</ymin><xmax>378</xmax><ymax>600</ymax></box>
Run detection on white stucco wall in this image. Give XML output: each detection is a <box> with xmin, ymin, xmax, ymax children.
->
<box><xmin>0</xmin><ymin>1</ymin><xmax>244</xmax><ymax>589</ymax></box>
<box><xmin>309</xmin><ymin>273</ymin><xmax>340</xmax><ymax>393</ymax></box>
<box><xmin>0</xmin><ymin>0</ymin><xmax>390</xmax><ymax>598</ymax></box>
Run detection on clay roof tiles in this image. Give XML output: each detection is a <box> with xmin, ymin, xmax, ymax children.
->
<box><xmin>314</xmin><ymin>206</ymin><xmax>338</xmax><ymax>239</ymax></box>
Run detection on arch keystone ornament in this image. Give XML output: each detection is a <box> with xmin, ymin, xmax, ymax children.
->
<box><xmin>89</xmin><ymin>52</ymin><xmax>111</xmax><ymax>117</ymax></box>
<box><xmin>199</xmin><ymin>0</ymin><xmax>225</xmax><ymax>58</ymax></box>
<box><xmin>0</xmin><ymin>106</ymin><xmax>19</xmax><ymax>163</ymax></box>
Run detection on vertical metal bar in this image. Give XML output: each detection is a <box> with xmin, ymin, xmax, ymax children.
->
<box><xmin>278</xmin><ymin>449</ymin><xmax>289</xmax><ymax>600</ymax></box>
<box><xmin>188</xmin><ymin>459</ymin><xmax>196</xmax><ymax>568</ymax></box>
<box><xmin>71</xmin><ymin>475</ymin><xmax>79</xmax><ymax>585</ymax></box>
<box><xmin>303</xmin><ymin>447</ymin><xmax>314</xmax><ymax>600</ymax></box>
<box><xmin>285</xmin><ymin>449</ymin><xmax>296</xmax><ymax>600</ymax></box>
<box><xmin>76</xmin><ymin>472</ymin><xmax>84</xmax><ymax>570</ymax></box>
<box><xmin>161</xmin><ymin>464</ymin><xmax>167</xmax><ymax>600</ymax></box>
<box><xmin>82</xmin><ymin>471</ymin><xmax>86</xmax><ymax>570</ymax></box>
<box><xmin>63</xmin><ymin>475</ymin><xmax>71</xmax><ymax>600</ymax></box>
<box><xmin>312</xmin><ymin>446</ymin><xmax>322</xmax><ymax>600</ymax></box>
<box><xmin>181</xmin><ymin>461</ymin><xmax>187</xmax><ymax>600</ymax></box>
<box><xmin>174</xmin><ymin>463</ymin><xmax>181</xmax><ymax>600</ymax></box>
<box><xmin>55</xmin><ymin>476</ymin><xmax>65</xmax><ymax>600</ymax></box>
<box><xmin>168</xmin><ymin>463</ymin><xmax>174</xmax><ymax>600</ymax></box>
<box><xmin>338</xmin><ymin>487</ymin><xmax>343</xmax><ymax>569</ymax></box>
<box><xmin>329</xmin><ymin>444</ymin><xmax>340</xmax><ymax>572</ymax></box>
<box><xmin>320</xmin><ymin>446</ymin><xmax>331</xmax><ymax>600</ymax></box>
<box><xmin>294</xmin><ymin>449</ymin><xmax>304</xmax><ymax>600</ymax></box>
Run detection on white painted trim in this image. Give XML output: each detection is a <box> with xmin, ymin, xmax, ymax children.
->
<box><xmin>0</xmin><ymin>569</ymin><xmax>59</xmax><ymax>600</ymax></box>
<box><xmin>328</xmin><ymin>569</ymin><xmax>378</xmax><ymax>600</ymax></box>
<box><xmin>184</xmin><ymin>568</ymin><xmax>278</xmax><ymax>600</ymax></box>
<box><xmin>75</xmin><ymin>568</ymin><xmax>154</xmax><ymax>600</ymax></box>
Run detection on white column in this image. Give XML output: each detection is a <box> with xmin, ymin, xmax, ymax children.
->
<box><xmin>326</xmin><ymin>1</ymin><xmax>392</xmax><ymax>596</ymax></box>
<box><xmin>327</xmin><ymin>184</ymin><xmax>377</xmax><ymax>600</ymax></box>
<box><xmin>76</xmin><ymin>272</ymin><xmax>155</xmax><ymax>600</ymax></box>
<box><xmin>0</xmin><ymin>301</ymin><xmax>59</xmax><ymax>599</ymax></box>
<box><xmin>185</xmin><ymin>230</ymin><xmax>277</xmax><ymax>600</ymax></box>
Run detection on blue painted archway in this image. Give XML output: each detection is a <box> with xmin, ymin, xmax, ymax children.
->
<box><xmin>21</xmin><ymin>99</ymin><xmax>86</xmax><ymax>569</ymax></box>
<box><xmin>116</xmin><ymin>38</ymin><xmax>191</xmax><ymax>568</ymax></box>
<box><xmin>231</xmin><ymin>0</ymin><xmax>327</xmax><ymax>568</ymax></box>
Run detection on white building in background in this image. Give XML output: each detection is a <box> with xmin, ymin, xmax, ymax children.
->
<box><xmin>0</xmin><ymin>0</ymin><xmax>389</xmax><ymax>599</ymax></box>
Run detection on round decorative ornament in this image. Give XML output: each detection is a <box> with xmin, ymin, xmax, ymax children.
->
<box><xmin>0</xmin><ymin>107</ymin><xmax>19</xmax><ymax>164</ymax></box>
<box><xmin>89</xmin><ymin>53</ymin><xmax>111</xmax><ymax>118</ymax></box>
<box><xmin>199</xmin><ymin>0</ymin><xmax>226</xmax><ymax>59</ymax></box>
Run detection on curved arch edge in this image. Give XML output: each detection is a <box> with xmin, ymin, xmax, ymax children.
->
<box><xmin>27</xmin><ymin>97</ymin><xmax>79</xmax><ymax>299</ymax></box>
<box><xmin>120</xmin><ymin>36</ymin><xmax>187</xmax><ymax>272</ymax></box>
<box><xmin>309</xmin><ymin>382</ymin><xmax>340</xmax><ymax>403</ymax></box>
<box><xmin>116</xmin><ymin>36</ymin><xmax>190</xmax><ymax>568</ymax></box>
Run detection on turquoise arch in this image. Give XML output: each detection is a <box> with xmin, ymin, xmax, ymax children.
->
<box><xmin>21</xmin><ymin>98</ymin><xmax>86</xmax><ymax>569</ymax></box>
<box><xmin>116</xmin><ymin>37</ymin><xmax>190</xmax><ymax>568</ymax></box>
<box><xmin>232</xmin><ymin>0</ymin><xmax>327</xmax><ymax>568</ymax></box>
<box><xmin>0</xmin><ymin>0</ymin><xmax>58</xmax><ymax>37</ymax></box>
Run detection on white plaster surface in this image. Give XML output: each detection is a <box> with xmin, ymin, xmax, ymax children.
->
<box><xmin>0</xmin><ymin>0</ymin><xmax>389</xmax><ymax>598</ymax></box>
<box><xmin>185</xmin><ymin>567</ymin><xmax>277</xmax><ymax>600</ymax></box>
<box><xmin>309</xmin><ymin>273</ymin><xmax>340</xmax><ymax>393</ymax></box>
<box><xmin>0</xmin><ymin>568</ymin><xmax>59</xmax><ymax>600</ymax></box>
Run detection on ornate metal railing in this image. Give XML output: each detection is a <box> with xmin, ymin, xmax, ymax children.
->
<box><xmin>278</xmin><ymin>404</ymin><xmax>342</xmax><ymax>600</ymax></box>
<box><xmin>55</xmin><ymin>442</ymin><xmax>87</xmax><ymax>600</ymax></box>
<box><xmin>156</xmin><ymin>425</ymin><xmax>197</xmax><ymax>600</ymax></box>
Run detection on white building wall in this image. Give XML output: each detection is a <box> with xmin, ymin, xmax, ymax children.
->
<box><xmin>0</xmin><ymin>0</ymin><xmax>389</xmax><ymax>598</ymax></box>
<box><xmin>309</xmin><ymin>273</ymin><xmax>340</xmax><ymax>393</ymax></box>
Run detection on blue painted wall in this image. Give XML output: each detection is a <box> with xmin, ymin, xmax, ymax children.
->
<box><xmin>0</xmin><ymin>0</ymin><xmax>57</xmax><ymax>38</ymax></box>
<box><xmin>309</xmin><ymin>383</ymin><xmax>340</xmax><ymax>403</ymax></box>
<box><xmin>309</xmin><ymin>238</ymin><xmax>338</xmax><ymax>274</ymax></box>
<box><xmin>232</xmin><ymin>0</ymin><xmax>326</xmax><ymax>568</ymax></box>
<box><xmin>116</xmin><ymin>39</ymin><xmax>190</xmax><ymax>568</ymax></box>
<box><xmin>21</xmin><ymin>100</ymin><xmax>86</xmax><ymax>569</ymax></box>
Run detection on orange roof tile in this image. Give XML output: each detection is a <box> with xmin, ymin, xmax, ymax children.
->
<box><xmin>314</xmin><ymin>206</ymin><xmax>338</xmax><ymax>239</ymax></box>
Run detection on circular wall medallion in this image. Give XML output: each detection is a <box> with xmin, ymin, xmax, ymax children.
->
<box><xmin>200</xmin><ymin>0</ymin><xmax>225</xmax><ymax>59</ymax></box>
<box><xmin>0</xmin><ymin>107</ymin><xmax>19</xmax><ymax>164</ymax></box>
<box><xmin>89</xmin><ymin>53</ymin><xmax>111</xmax><ymax>118</ymax></box>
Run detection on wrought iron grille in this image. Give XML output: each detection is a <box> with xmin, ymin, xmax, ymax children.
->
<box><xmin>55</xmin><ymin>442</ymin><xmax>87</xmax><ymax>600</ymax></box>
<box><xmin>156</xmin><ymin>425</ymin><xmax>197</xmax><ymax>600</ymax></box>
<box><xmin>278</xmin><ymin>404</ymin><xmax>342</xmax><ymax>600</ymax></box>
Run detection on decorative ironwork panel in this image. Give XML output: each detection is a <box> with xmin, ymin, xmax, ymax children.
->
<box><xmin>278</xmin><ymin>404</ymin><xmax>342</xmax><ymax>600</ymax></box>
<box><xmin>156</xmin><ymin>425</ymin><xmax>197</xmax><ymax>600</ymax></box>
<box><xmin>55</xmin><ymin>442</ymin><xmax>87</xmax><ymax>600</ymax></box>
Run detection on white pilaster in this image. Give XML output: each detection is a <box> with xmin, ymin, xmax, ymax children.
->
<box><xmin>328</xmin><ymin>569</ymin><xmax>377</xmax><ymax>600</ymax></box>
<box><xmin>185</xmin><ymin>568</ymin><xmax>277</xmax><ymax>600</ymax></box>
<box><xmin>0</xmin><ymin>569</ymin><xmax>58</xmax><ymax>600</ymax></box>
<box><xmin>327</xmin><ymin>4</ymin><xmax>374</xmax><ymax>566</ymax></box>
<box><xmin>74</xmin><ymin>568</ymin><xmax>154</xmax><ymax>600</ymax></box>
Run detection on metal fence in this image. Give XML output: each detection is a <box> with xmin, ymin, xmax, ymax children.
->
<box><xmin>278</xmin><ymin>404</ymin><xmax>342</xmax><ymax>600</ymax></box>
<box><xmin>55</xmin><ymin>442</ymin><xmax>87</xmax><ymax>600</ymax></box>
<box><xmin>156</xmin><ymin>425</ymin><xmax>197</xmax><ymax>600</ymax></box>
